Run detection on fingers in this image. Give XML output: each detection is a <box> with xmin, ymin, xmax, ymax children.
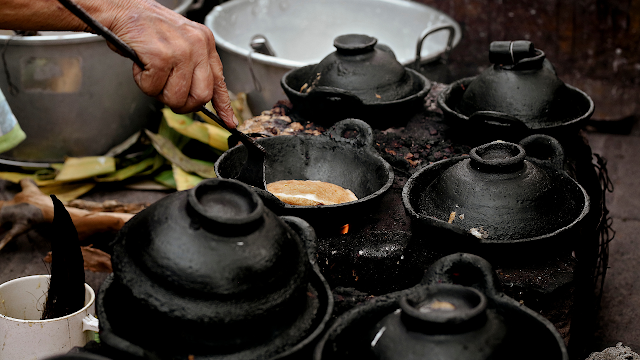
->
<box><xmin>209</xmin><ymin>52</ymin><xmax>238</xmax><ymax>129</ymax></box>
<box><xmin>110</xmin><ymin>2</ymin><xmax>235</xmax><ymax>123</ymax></box>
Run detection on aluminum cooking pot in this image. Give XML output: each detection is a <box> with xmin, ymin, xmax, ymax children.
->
<box><xmin>215</xmin><ymin>119</ymin><xmax>394</xmax><ymax>232</ymax></box>
<box><xmin>0</xmin><ymin>0</ymin><xmax>191</xmax><ymax>164</ymax></box>
<box><xmin>205</xmin><ymin>0</ymin><xmax>460</xmax><ymax>114</ymax></box>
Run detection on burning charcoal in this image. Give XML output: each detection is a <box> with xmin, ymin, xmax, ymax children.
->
<box><xmin>41</xmin><ymin>195</ymin><xmax>85</xmax><ymax>320</ymax></box>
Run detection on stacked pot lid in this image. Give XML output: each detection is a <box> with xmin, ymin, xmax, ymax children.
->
<box><xmin>438</xmin><ymin>40</ymin><xmax>594</xmax><ymax>141</ymax></box>
<box><xmin>281</xmin><ymin>34</ymin><xmax>431</xmax><ymax>127</ymax></box>
<box><xmin>96</xmin><ymin>179</ymin><xmax>332</xmax><ymax>359</ymax></box>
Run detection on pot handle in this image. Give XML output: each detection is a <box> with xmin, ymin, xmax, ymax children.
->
<box><xmin>306</xmin><ymin>86</ymin><xmax>364</xmax><ymax>106</ymax></box>
<box><xmin>327</xmin><ymin>118</ymin><xmax>374</xmax><ymax>148</ymax></box>
<box><xmin>468</xmin><ymin>111</ymin><xmax>530</xmax><ymax>139</ymax></box>
<box><xmin>281</xmin><ymin>216</ymin><xmax>318</xmax><ymax>265</ymax></box>
<box><xmin>519</xmin><ymin>134</ymin><xmax>565</xmax><ymax>171</ymax></box>
<box><xmin>421</xmin><ymin>253</ymin><xmax>501</xmax><ymax>297</ymax></box>
<box><xmin>414</xmin><ymin>24</ymin><xmax>456</xmax><ymax>70</ymax></box>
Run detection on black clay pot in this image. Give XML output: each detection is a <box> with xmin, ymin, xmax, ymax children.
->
<box><xmin>96</xmin><ymin>178</ymin><xmax>333</xmax><ymax>360</ymax></box>
<box><xmin>438</xmin><ymin>40</ymin><xmax>593</xmax><ymax>141</ymax></box>
<box><xmin>314</xmin><ymin>253</ymin><xmax>568</xmax><ymax>360</ymax></box>
<box><xmin>402</xmin><ymin>134</ymin><xmax>589</xmax><ymax>258</ymax></box>
<box><xmin>215</xmin><ymin>119</ymin><xmax>394</xmax><ymax>232</ymax></box>
<box><xmin>282</xmin><ymin>34</ymin><xmax>431</xmax><ymax>128</ymax></box>
<box><xmin>370</xmin><ymin>285</ymin><xmax>506</xmax><ymax>360</ymax></box>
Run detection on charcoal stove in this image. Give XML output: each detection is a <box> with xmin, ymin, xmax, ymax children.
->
<box><xmin>240</xmin><ymin>82</ymin><xmax>611</xmax><ymax>358</ymax></box>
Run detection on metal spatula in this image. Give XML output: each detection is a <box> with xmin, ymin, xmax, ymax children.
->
<box><xmin>57</xmin><ymin>0</ymin><xmax>267</xmax><ymax>189</ymax></box>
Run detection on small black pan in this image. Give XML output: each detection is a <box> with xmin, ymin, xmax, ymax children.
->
<box><xmin>215</xmin><ymin>119</ymin><xmax>394</xmax><ymax>230</ymax></box>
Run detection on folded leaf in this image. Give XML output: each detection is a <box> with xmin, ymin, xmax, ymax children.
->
<box><xmin>145</xmin><ymin>130</ymin><xmax>217</xmax><ymax>178</ymax></box>
<box><xmin>55</xmin><ymin>157</ymin><xmax>116</xmax><ymax>182</ymax></box>
<box><xmin>95</xmin><ymin>157</ymin><xmax>156</xmax><ymax>182</ymax></box>
<box><xmin>0</xmin><ymin>172</ymin><xmax>59</xmax><ymax>186</ymax></box>
<box><xmin>162</xmin><ymin>108</ymin><xmax>230</xmax><ymax>151</ymax></box>
<box><xmin>39</xmin><ymin>183</ymin><xmax>96</xmax><ymax>202</ymax></box>
<box><xmin>172</xmin><ymin>164</ymin><xmax>204</xmax><ymax>191</ymax></box>
<box><xmin>154</xmin><ymin>170</ymin><xmax>177</xmax><ymax>189</ymax></box>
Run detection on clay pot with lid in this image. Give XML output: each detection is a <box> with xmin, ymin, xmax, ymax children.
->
<box><xmin>96</xmin><ymin>178</ymin><xmax>333</xmax><ymax>360</ymax></box>
<box><xmin>438</xmin><ymin>40</ymin><xmax>594</xmax><ymax>142</ymax></box>
<box><xmin>402</xmin><ymin>134</ymin><xmax>589</xmax><ymax>258</ymax></box>
<box><xmin>314</xmin><ymin>253</ymin><xmax>568</xmax><ymax>360</ymax></box>
<box><xmin>281</xmin><ymin>34</ymin><xmax>431</xmax><ymax>127</ymax></box>
<box><xmin>370</xmin><ymin>284</ymin><xmax>506</xmax><ymax>360</ymax></box>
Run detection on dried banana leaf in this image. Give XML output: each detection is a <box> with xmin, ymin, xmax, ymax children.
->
<box><xmin>153</xmin><ymin>170</ymin><xmax>177</xmax><ymax>189</ymax></box>
<box><xmin>162</xmin><ymin>108</ymin><xmax>230</xmax><ymax>151</ymax></box>
<box><xmin>145</xmin><ymin>130</ymin><xmax>217</xmax><ymax>179</ymax></box>
<box><xmin>94</xmin><ymin>157</ymin><xmax>156</xmax><ymax>182</ymax></box>
<box><xmin>0</xmin><ymin>172</ymin><xmax>59</xmax><ymax>186</ymax></box>
<box><xmin>55</xmin><ymin>157</ymin><xmax>116</xmax><ymax>182</ymax></box>
<box><xmin>172</xmin><ymin>164</ymin><xmax>204</xmax><ymax>191</ymax></box>
<box><xmin>39</xmin><ymin>183</ymin><xmax>96</xmax><ymax>202</ymax></box>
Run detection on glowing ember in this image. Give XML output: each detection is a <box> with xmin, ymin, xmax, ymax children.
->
<box><xmin>340</xmin><ymin>224</ymin><xmax>350</xmax><ymax>234</ymax></box>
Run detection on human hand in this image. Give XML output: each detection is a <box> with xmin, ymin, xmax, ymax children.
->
<box><xmin>105</xmin><ymin>0</ymin><xmax>238</xmax><ymax>128</ymax></box>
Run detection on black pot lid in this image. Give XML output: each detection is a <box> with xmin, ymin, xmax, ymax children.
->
<box><xmin>440</xmin><ymin>40</ymin><xmax>594</xmax><ymax>130</ymax></box>
<box><xmin>402</xmin><ymin>135</ymin><xmax>589</xmax><ymax>242</ymax></box>
<box><xmin>99</xmin><ymin>179</ymin><xmax>333</xmax><ymax>358</ymax></box>
<box><xmin>287</xmin><ymin>34</ymin><xmax>429</xmax><ymax>104</ymax></box>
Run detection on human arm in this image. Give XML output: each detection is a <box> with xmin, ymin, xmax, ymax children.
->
<box><xmin>0</xmin><ymin>0</ymin><xmax>237</xmax><ymax>128</ymax></box>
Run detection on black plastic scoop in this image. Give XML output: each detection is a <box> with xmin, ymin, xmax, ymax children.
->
<box><xmin>57</xmin><ymin>0</ymin><xmax>266</xmax><ymax>189</ymax></box>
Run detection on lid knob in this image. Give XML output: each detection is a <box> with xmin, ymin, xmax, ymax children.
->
<box><xmin>469</xmin><ymin>141</ymin><xmax>526</xmax><ymax>173</ymax></box>
<box><xmin>333</xmin><ymin>34</ymin><xmax>378</xmax><ymax>54</ymax></box>
<box><xmin>187</xmin><ymin>179</ymin><xmax>264</xmax><ymax>235</ymax></box>
<box><xmin>489</xmin><ymin>40</ymin><xmax>535</xmax><ymax>65</ymax></box>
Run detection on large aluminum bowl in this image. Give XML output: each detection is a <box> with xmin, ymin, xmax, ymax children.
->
<box><xmin>0</xmin><ymin>0</ymin><xmax>192</xmax><ymax>164</ymax></box>
<box><xmin>205</xmin><ymin>0</ymin><xmax>461</xmax><ymax>114</ymax></box>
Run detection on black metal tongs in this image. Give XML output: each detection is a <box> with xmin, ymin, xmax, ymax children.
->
<box><xmin>56</xmin><ymin>0</ymin><xmax>267</xmax><ymax>189</ymax></box>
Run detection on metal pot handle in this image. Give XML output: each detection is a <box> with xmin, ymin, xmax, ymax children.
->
<box><xmin>519</xmin><ymin>134</ymin><xmax>565</xmax><ymax>171</ymax></box>
<box><xmin>327</xmin><ymin>118</ymin><xmax>374</xmax><ymax>148</ymax></box>
<box><xmin>414</xmin><ymin>24</ymin><xmax>456</xmax><ymax>70</ymax></box>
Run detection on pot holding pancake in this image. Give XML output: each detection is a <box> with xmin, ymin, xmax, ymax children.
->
<box><xmin>215</xmin><ymin>119</ymin><xmax>394</xmax><ymax>232</ymax></box>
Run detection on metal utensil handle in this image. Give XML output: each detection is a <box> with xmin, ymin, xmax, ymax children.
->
<box><xmin>57</xmin><ymin>0</ymin><xmax>265</xmax><ymax>154</ymax></box>
<box><xmin>414</xmin><ymin>24</ymin><xmax>456</xmax><ymax>70</ymax></box>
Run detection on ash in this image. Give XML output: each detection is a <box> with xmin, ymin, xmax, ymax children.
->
<box><xmin>587</xmin><ymin>343</ymin><xmax>640</xmax><ymax>360</ymax></box>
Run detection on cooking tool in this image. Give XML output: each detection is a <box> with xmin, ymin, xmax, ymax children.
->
<box><xmin>281</xmin><ymin>34</ymin><xmax>431</xmax><ymax>127</ymax></box>
<box><xmin>96</xmin><ymin>179</ymin><xmax>332</xmax><ymax>359</ymax></box>
<box><xmin>402</xmin><ymin>134</ymin><xmax>589</xmax><ymax>258</ymax></box>
<box><xmin>314</xmin><ymin>253</ymin><xmax>569</xmax><ymax>360</ymax></box>
<box><xmin>205</xmin><ymin>0</ymin><xmax>460</xmax><ymax>114</ymax></box>
<box><xmin>215</xmin><ymin>119</ymin><xmax>394</xmax><ymax>231</ymax></box>
<box><xmin>438</xmin><ymin>40</ymin><xmax>594</xmax><ymax>142</ymax></box>
<box><xmin>0</xmin><ymin>0</ymin><xmax>191</xmax><ymax>163</ymax></box>
<box><xmin>57</xmin><ymin>0</ymin><xmax>267</xmax><ymax>188</ymax></box>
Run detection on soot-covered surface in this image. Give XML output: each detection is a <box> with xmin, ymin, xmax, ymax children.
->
<box><xmin>247</xmin><ymin>83</ymin><xmax>603</xmax><ymax>356</ymax></box>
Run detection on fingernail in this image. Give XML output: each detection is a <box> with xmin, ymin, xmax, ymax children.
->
<box><xmin>232</xmin><ymin>115</ymin><xmax>239</xmax><ymax>127</ymax></box>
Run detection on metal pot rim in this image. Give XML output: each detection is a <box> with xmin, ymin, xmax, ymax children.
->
<box><xmin>205</xmin><ymin>0</ymin><xmax>461</xmax><ymax>68</ymax></box>
<box><xmin>0</xmin><ymin>0</ymin><xmax>191</xmax><ymax>45</ymax></box>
